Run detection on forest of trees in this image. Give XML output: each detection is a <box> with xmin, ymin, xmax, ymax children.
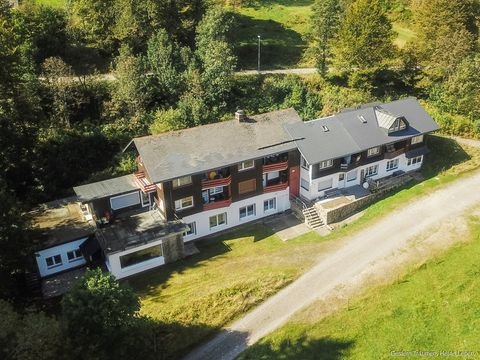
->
<box><xmin>1</xmin><ymin>0</ymin><xmax>480</xmax><ymax>358</ymax></box>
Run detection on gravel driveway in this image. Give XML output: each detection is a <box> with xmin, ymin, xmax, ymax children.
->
<box><xmin>184</xmin><ymin>170</ymin><xmax>480</xmax><ymax>360</ymax></box>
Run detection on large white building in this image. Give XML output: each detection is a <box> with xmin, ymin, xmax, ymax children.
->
<box><xmin>32</xmin><ymin>98</ymin><xmax>439</xmax><ymax>285</ymax></box>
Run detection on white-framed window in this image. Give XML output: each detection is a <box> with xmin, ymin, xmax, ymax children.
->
<box><xmin>365</xmin><ymin>165</ymin><xmax>378</xmax><ymax>177</ymax></box>
<box><xmin>347</xmin><ymin>170</ymin><xmax>357</xmax><ymax>182</ymax></box>
<box><xmin>110</xmin><ymin>191</ymin><xmax>140</xmax><ymax>210</ymax></box>
<box><xmin>407</xmin><ymin>156</ymin><xmax>423</xmax><ymax>166</ymax></box>
<box><xmin>172</xmin><ymin>175</ymin><xmax>192</xmax><ymax>188</ymax></box>
<box><xmin>301</xmin><ymin>157</ymin><xmax>309</xmax><ymax>170</ymax></box>
<box><xmin>318</xmin><ymin>178</ymin><xmax>333</xmax><ymax>192</ymax></box>
<box><xmin>184</xmin><ymin>222</ymin><xmax>197</xmax><ymax>237</ymax></box>
<box><xmin>264</xmin><ymin>198</ymin><xmax>276</xmax><ymax>212</ymax></box>
<box><xmin>141</xmin><ymin>191</ymin><xmax>151</xmax><ymax>207</ymax></box>
<box><xmin>319</xmin><ymin>159</ymin><xmax>333</xmax><ymax>169</ymax></box>
<box><xmin>45</xmin><ymin>254</ymin><xmax>62</xmax><ymax>268</ymax></box>
<box><xmin>209</xmin><ymin>213</ymin><xmax>227</xmax><ymax>229</ymax></box>
<box><xmin>174</xmin><ymin>196</ymin><xmax>194</xmax><ymax>211</ymax></box>
<box><xmin>386</xmin><ymin>159</ymin><xmax>399</xmax><ymax>171</ymax></box>
<box><xmin>411</xmin><ymin>135</ymin><xmax>424</xmax><ymax>145</ymax></box>
<box><xmin>367</xmin><ymin>146</ymin><xmax>380</xmax><ymax>157</ymax></box>
<box><xmin>389</xmin><ymin>118</ymin><xmax>407</xmax><ymax>133</ymax></box>
<box><xmin>209</xmin><ymin>186</ymin><xmax>224</xmax><ymax>195</ymax></box>
<box><xmin>238</xmin><ymin>160</ymin><xmax>255</xmax><ymax>171</ymax></box>
<box><xmin>67</xmin><ymin>249</ymin><xmax>83</xmax><ymax>262</ymax></box>
<box><xmin>301</xmin><ymin>178</ymin><xmax>310</xmax><ymax>191</ymax></box>
<box><xmin>239</xmin><ymin>204</ymin><xmax>256</xmax><ymax>219</ymax></box>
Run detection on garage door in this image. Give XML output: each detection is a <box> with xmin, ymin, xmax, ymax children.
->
<box><xmin>110</xmin><ymin>192</ymin><xmax>140</xmax><ymax>210</ymax></box>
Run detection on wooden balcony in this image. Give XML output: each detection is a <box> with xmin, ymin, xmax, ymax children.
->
<box><xmin>134</xmin><ymin>172</ymin><xmax>157</xmax><ymax>192</ymax></box>
<box><xmin>264</xmin><ymin>182</ymin><xmax>289</xmax><ymax>193</ymax></box>
<box><xmin>384</xmin><ymin>148</ymin><xmax>405</xmax><ymax>160</ymax></box>
<box><xmin>203</xmin><ymin>198</ymin><xmax>232</xmax><ymax>211</ymax></box>
<box><xmin>201</xmin><ymin>175</ymin><xmax>231</xmax><ymax>189</ymax></box>
<box><xmin>263</xmin><ymin>160</ymin><xmax>288</xmax><ymax>174</ymax></box>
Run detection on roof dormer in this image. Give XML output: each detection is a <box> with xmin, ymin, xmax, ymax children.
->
<box><xmin>374</xmin><ymin>106</ymin><xmax>408</xmax><ymax>134</ymax></box>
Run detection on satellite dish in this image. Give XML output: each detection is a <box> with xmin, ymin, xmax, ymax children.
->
<box><xmin>363</xmin><ymin>182</ymin><xmax>369</xmax><ymax>189</ymax></box>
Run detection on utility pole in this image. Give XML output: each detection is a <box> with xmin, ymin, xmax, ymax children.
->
<box><xmin>257</xmin><ymin>35</ymin><xmax>261</xmax><ymax>73</ymax></box>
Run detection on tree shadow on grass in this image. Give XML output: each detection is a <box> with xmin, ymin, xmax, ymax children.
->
<box><xmin>239</xmin><ymin>335</ymin><xmax>354</xmax><ymax>360</ymax></box>
<box><xmin>244</xmin><ymin>0</ymin><xmax>314</xmax><ymax>8</ymax></box>
<box><xmin>232</xmin><ymin>13</ymin><xmax>306</xmax><ymax>69</ymax></box>
<box><xmin>125</xmin><ymin>223</ymin><xmax>275</xmax><ymax>297</ymax></box>
<box><xmin>421</xmin><ymin>135</ymin><xmax>471</xmax><ymax>180</ymax></box>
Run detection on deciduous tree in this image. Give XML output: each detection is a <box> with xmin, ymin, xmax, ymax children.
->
<box><xmin>410</xmin><ymin>0</ymin><xmax>477</xmax><ymax>85</ymax></box>
<box><xmin>62</xmin><ymin>268</ymin><xmax>141</xmax><ymax>359</ymax></box>
<box><xmin>332</xmin><ymin>0</ymin><xmax>394</xmax><ymax>77</ymax></box>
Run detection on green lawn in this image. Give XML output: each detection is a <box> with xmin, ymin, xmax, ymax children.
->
<box><xmin>393</xmin><ymin>22</ymin><xmax>416</xmax><ymax>48</ymax></box>
<box><xmin>239</xmin><ymin>216</ymin><xmax>480</xmax><ymax>359</ymax></box>
<box><xmin>127</xmin><ymin>227</ymin><xmax>330</xmax><ymax>358</ymax></box>
<box><xmin>34</xmin><ymin>0</ymin><xmax>65</xmax><ymax>8</ymax></box>
<box><xmin>125</xmin><ymin>136</ymin><xmax>480</xmax><ymax>359</ymax></box>
<box><xmin>232</xmin><ymin>0</ymin><xmax>314</xmax><ymax>70</ymax></box>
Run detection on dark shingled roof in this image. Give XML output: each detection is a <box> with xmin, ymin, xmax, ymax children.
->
<box><xmin>133</xmin><ymin>108</ymin><xmax>302</xmax><ymax>183</ymax></box>
<box><xmin>74</xmin><ymin>174</ymin><xmax>138</xmax><ymax>203</ymax></box>
<box><xmin>285</xmin><ymin>98</ymin><xmax>440</xmax><ymax>164</ymax></box>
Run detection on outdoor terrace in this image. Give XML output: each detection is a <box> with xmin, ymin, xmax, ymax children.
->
<box><xmin>95</xmin><ymin>208</ymin><xmax>187</xmax><ymax>254</ymax></box>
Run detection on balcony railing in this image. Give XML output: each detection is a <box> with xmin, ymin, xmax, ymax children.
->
<box><xmin>263</xmin><ymin>160</ymin><xmax>289</xmax><ymax>174</ymax></box>
<box><xmin>384</xmin><ymin>148</ymin><xmax>405</xmax><ymax>160</ymax></box>
<box><xmin>201</xmin><ymin>175</ymin><xmax>231</xmax><ymax>189</ymax></box>
<box><xmin>203</xmin><ymin>198</ymin><xmax>232</xmax><ymax>211</ymax></box>
<box><xmin>134</xmin><ymin>172</ymin><xmax>157</xmax><ymax>192</ymax></box>
<box><xmin>264</xmin><ymin>181</ymin><xmax>289</xmax><ymax>193</ymax></box>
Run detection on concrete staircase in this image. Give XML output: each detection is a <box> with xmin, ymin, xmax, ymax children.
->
<box><xmin>302</xmin><ymin>206</ymin><xmax>324</xmax><ymax>229</ymax></box>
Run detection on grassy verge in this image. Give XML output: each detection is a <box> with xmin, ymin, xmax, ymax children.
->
<box><xmin>239</xmin><ymin>216</ymin><xmax>480</xmax><ymax>359</ymax></box>
<box><xmin>126</xmin><ymin>136</ymin><xmax>480</xmax><ymax>359</ymax></box>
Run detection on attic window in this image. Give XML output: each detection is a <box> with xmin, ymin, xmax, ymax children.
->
<box><xmin>322</xmin><ymin>125</ymin><xmax>329</xmax><ymax>132</ymax></box>
<box><xmin>388</xmin><ymin>117</ymin><xmax>407</xmax><ymax>133</ymax></box>
<box><xmin>359</xmin><ymin>115</ymin><xmax>367</xmax><ymax>124</ymax></box>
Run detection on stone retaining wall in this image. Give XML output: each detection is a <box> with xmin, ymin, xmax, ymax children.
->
<box><xmin>319</xmin><ymin>192</ymin><xmax>383</xmax><ymax>225</ymax></box>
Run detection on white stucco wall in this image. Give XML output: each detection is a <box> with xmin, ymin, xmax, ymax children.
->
<box><xmin>181</xmin><ymin>188</ymin><xmax>291</xmax><ymax>242</ymax></box>
<box><xmin>36</xmin><ymin>237</ymin><xmax>88</xmax><ymax>277</ymax></box>
<box><xmin>300</xmin><ymin>153</ymin><xmax>424</xmax><ymax>201</ymax></box>
<box><xmin>106</xmin><ymin>238</ymin><xmax>165</xmax><ymax>279</ymax></box>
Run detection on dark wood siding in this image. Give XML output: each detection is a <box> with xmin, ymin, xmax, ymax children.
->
<box><xmin>164</xmin><ymin>174</ymin><xmax>203</xmax><ymax>220</ymax></box>
<box><xmin>288</xmin><ymin>150</ymin><xmax>300</xmax><ymax>167</ymax></box>
<box><xmin>231</xmin><ymin>159</ymin><xmax>263</xmax><ymax>202</ymax></box>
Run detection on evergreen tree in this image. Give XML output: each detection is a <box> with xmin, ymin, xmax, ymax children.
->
<box><xmin>0</xmin><ymin>181</ymin><xmax>34</xmax><ymax>299</ymax></box>
<box><xmin>146</xmin><ymin>29</ymin><xmax>187</xmax><ymax>105</ymax></box>
<box><xmin>195</xmin><ymin>7</ymin><xmax>236</xmax><ymax>117</ymax></box>
<box><xmin>310</xmin><ymin>0</ymin><xmax>342</xmax><ymax>75</ymax></box>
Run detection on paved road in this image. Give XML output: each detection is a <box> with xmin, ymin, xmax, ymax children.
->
<box><xmin>236</xmin><ymin>68</ymin><xmax>317</xmax><ymax>76</ymax></box>
<box><xmin>183</xmin><ymin>169</ymin><xmax>480</xmax><ymax>360</ymax></box>
<box><xmin>40</xmin><ymin>68</ymin><xmax>318</xmax><ymax>83</ymax></box>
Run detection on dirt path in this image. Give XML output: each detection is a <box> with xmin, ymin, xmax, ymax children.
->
<box><xmin>183</xmin><ymin>170</ymin><xmax>480</xmax><ymax>360</ymax></box>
